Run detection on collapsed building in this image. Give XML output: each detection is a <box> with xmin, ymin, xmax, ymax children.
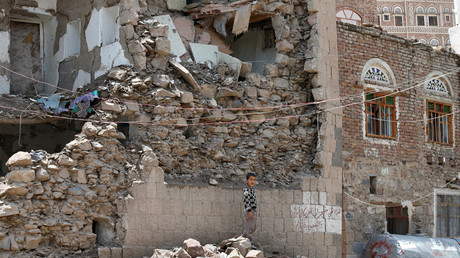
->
<box><xmin>0</xmin><ymin>0</ymin><xmax>458</xmax><ymax>257</ymax></box>
<box><xmin>0</xmin><ymin>0</ymin><xmax>342</xmax><ymax>257</ymax></box>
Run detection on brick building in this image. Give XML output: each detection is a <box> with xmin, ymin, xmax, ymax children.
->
<box><xmin>337</xmin><ymin>22</ymin><xmax>460</xmax><ymax>257</ymax></box>
<box><xmin>336</xmin><ymin>0</ymin><xmax>455</xmax><ymax>49</ymax></box>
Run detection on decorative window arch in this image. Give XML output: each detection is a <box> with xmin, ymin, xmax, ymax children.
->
<box><xmin>418</xmin><ymin>38</ymin><xmax>427</xmax><ymax>44</ymax></box>
<box><xmin>361</xmin><ymin>59</ymin><xmax>397</xmax><ymax>140</ymax></box>
<box><xmin>424</xmin><ymin>71</ymin><xmax>452</xmax><ymax>95</ymax></box>
<box><xmin>394</xmin><ymin>6</ymin><xmax>403</xmax><ymax>14</ymax></box>
<box><xmin>361</xmin><ymin>58</ymin><xmax>396</xmax><ymax>87</ymax></box>
<box><xmin>336</xmin><ymin>9</ymin><xmax>362</xmax><ymax>25</ymax></box>
<box><xmin>430</xmin><ymin>38</ymin><xmax>440</xmax><ymax>46</ymax></box>
<box><xmin>444</xmin><ymin>7</ymin><xmax>450</xmax><ymax>13</ymax></box>
<box><xmin>428</xmin><ymin>7</ymin><xmax>438</xmax><ymax>14</ymax></box>
<box><xmin>416</xmin><ymin>6</ymin><xmax>424</xmax><ymax>14</ymax></box>
<box><xmin>424</xmin><ymin>72</ymin><xmax>454</xmax><ymax>145</ymax></box>
<box><xmin>383</xmin><ymin>6</ymin><xmax>390</xmax><ymax>13</ymax></box>
<box><xmin>376</xmin><ymin>7</ymin><xmax>381</xmax><ymax>14</ymax></box>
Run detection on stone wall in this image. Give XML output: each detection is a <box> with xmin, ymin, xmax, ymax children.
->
<box><xmin>337</xmin><ymin>22</ymin><xmax>460</xmax><ymax>257</ymax></box>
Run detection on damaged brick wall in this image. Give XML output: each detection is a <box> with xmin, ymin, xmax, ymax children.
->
<box><xmin>337</xmin><ymin>22</ymin><xmax>460</xmax><ymax>256</ymax></box>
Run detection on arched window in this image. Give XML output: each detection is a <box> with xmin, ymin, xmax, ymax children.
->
<box><xmin>416</xmin><ymin>7</ymin><xmax>424</xmax><ymax>14</ymax></box>
<box><xmin>426</xmin><ymin>78</ymin><xmax>447</xmax><ymax>93</ymax></box>
<box><xmin>361</xmin><ymin>59</ymin><xmax>397</xmax><ymax>140</ymax></box>
<box><xmin>444</xmin><ymin>7</ymin><xmax>450</xmax><ymax>13</ymax></box>
<box><xmin>336</xmin><ymin>9</ymin><xmax>362</xmax><ymax>25</ymax></box>
<box><xmin>428</xmin><ymin>7</ymin><xmax>438</xmax><ymax>14</ymax></box>
<box><xmin>430</xmin><ymin>38</ymin><xmax>440</xmax><ymax>46</ymax></box>
<box><xmin>394</xmin><ymin>6</ymin><xmax>403</xmax><ymax>14</ymax></box>
<box><xmin>418</xmin><ymin>38</ymin><xmax>427</xmax><ymax>44</ymax></box>
<box><xmin>364</xmin><ymin>67</ymin><xmax>390</xmax><ymax>84</ymax></box>
<box><xmin>424</xmin><ymin>72</ymin><xmax>453</xmax><ymax>144</ymax></box>
<box><xmin>383</xmin><ymin>6</ymin><xmax>390</xmax><ymax>13</ymax></box>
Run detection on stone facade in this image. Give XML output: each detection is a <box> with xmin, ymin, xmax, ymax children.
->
<box><xmin>377</xmin><ymin>0</ymin><xmax>455</xmax><ymax>48</ymax></box>
<box><xmin>337</xmin><ymin>22</ymin><xmax>460</xmax><ymax>257</ymax></box>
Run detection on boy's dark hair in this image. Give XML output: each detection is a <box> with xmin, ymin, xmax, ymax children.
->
<box><xmin>246</xmin><ymin>172</ymin><xmax>256</xmax><ymax>180</ymax></box>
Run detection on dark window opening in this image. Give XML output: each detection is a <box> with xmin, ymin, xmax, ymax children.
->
<box><xmin>383</xmin><ymin>15</ymin><xmax>390</xmax><ymax>21</ymax></box>
<box><xmin>377</xmin><ymin>16</ymin><xmax>381</xmax><ymax>25</ymax></box>
<box><xmin>370</xmin><ymin>176</ymin><xmax>377</xmax><ymax>194</ymax></box>
<box><xmin>395</xmin><ymin>16</ymin><xmax>403</xmax><ymax>26</ymax></box>
<box><xmin>429</xmin><ymin>16</ymin><xmax>438</xmax><ymax>26</ymax></box>
<box><xmin>417</xmin><ymin>16</ymin><xmax>425</xmax><ymax>26</ymax></box>
<box><xmin>117</xmin><ymin>122</ymin><xmax>130</xmax><ymax>146</ymax></box>
<box><xmin>92</xmin><ymin>218</ymin><xmax>115</xmax><ymax>246</ymax></box>
<box><xmin>0</xmin><ymin>121</ymin><xmax>83</xmax><ymax>176</ymax></box>
<box><xmin>232</xmin><ymin>19</ymin><xmax>276</xmax><ymax>75</ymax></box>
<box><xmin>387</xmin><ymin>206</ymin><xmax>409</xmax><ymax>235</ymax></box>
<box><xmin>446</xmin><ymin>15</ymin><xmax>450</xmax><ymax>22</ymax></box>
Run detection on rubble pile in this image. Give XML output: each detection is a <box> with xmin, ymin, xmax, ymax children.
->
<box><xmin>0</xmin><ymin>122</ymin><xmax>154</xmax><ymax>256</ymax></box>
<box><xmin>149</xmin><ymin>237</ymin><xmax>264</xmax><ymax>258</ymax></box>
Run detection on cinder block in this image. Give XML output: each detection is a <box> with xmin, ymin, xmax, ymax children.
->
<box><xmin>294</xmin><ymin>190</ymin><xmax>303</xmax><ymax>204</ymax></box>
<box><xmin>110</xmin><ymin>247</ymin><xmax>122</xmax><ymax>258</ymax></box>
<box><xmin>98</xmin><ymin>247</ymin><xmax>110</xmax><ymax>258</ymax></box>
<box><xmin>274</xmin><ymin>218</ymin><xmax>284</xmax><ymax>232</ymax></box>
<box><xmin>318</xmin><ymin>178</ymin><xmax>327</xmax><ymax>191</ymax></box>
<box><xmin>279</xmin><ymin>190</ymin><xmax>294</xmax><ymax>204</ymax></box>
<box><xmin>310</xmin><ymin>178</ymin><xmax>319</xmax><ymax>191</ymax></box>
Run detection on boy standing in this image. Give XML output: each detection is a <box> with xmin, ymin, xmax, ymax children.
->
<box><xmin>242</xmin><ymin>172</ymin><xmax>257</xmax><ymax>249</ymax></box>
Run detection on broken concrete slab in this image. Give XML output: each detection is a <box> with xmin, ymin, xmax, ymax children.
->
<box><xmin>232</xmin><ymin>4</ymin><xmax>252</xmax><ymax>35</ymax></box>
<box><xmin>173</xmin><ymin>17</ymin><xmax>195</xmax><ymax>43</ymax></box>
<box><xmin>154</xmin><ymin>15</ymin><xmax>187</xmax><ymax>58</ymax></box>
<box><xmin>169</xmin><ymin>59</ymin><xmax>200</xmax><ymax>91</ymax></box>
<box><xmin>166</xmin><ymin>0</ymin><xmax>187</xmax><ymax>11</ymax></box>
<box><xmin>190</xmin><ymin>43</ymin><xmax>218</xmax><ymax>65</ymax></box>
<box><xmin>217</xmin><ymin>52</ymin><xmax>242</xmax><ymax>78</ymax></box>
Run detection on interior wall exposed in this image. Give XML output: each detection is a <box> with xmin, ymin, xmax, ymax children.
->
<box><xmin>0</xmin><ymin>121</ymin><xmax>83</xmax><ymax>176</ymax></box>
<box><xmin>10</xmin><ymin>21</ymin><xmax>43</xmax><ymax>95</ymax></box>
<box><xmin>232</xmin><ymin>25</ymin><xmax>276</xmax><ymax>75</ymax></box>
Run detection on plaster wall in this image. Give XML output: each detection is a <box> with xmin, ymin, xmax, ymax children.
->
<box><xmin>2</xmin><ymin>0</ymin><xmax>130</xmax><ymax>95</ymax></box>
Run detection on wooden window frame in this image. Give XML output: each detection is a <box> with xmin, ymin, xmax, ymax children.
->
<box><xmin>365</xmin><ymin>92</ymin><xmax>397</xmax><ymax>140</ymax></box>
<box><xmin>436</xmin><ymin>194</ymin><xmax>460</xmax><ymax>238</ymax></box>
<box><xmin>426</xmin><ymin>100</ymin><xmax>453</xmax><ymax>145</ymax></box>
<box><xmin>386</xmin><ymin>206</ymin><xmax>409</xmax><ymax>235</ymax></box>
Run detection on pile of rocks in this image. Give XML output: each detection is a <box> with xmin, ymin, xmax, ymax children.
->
<box><xmin>0</xmin><ymin>122</ymin><xmax>154</xmax><ymax>256</ymax></box>
<box><xmin>150</xmin><ymin>237</ymin><xmax>263</xmax><ymax>258</ymax></box>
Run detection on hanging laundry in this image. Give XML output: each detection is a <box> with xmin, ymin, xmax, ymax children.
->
<box><xmin>69</xmin><ymin>90</ymin><xmax>99</xmax><ymax>118</ymax></box>
<box><xmin>37</xmin><ymin>94</ymin><xmax>64</xmax><ymax>113</ymax></box>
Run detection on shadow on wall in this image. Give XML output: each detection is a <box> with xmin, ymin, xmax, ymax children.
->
<box><xmin>0</xmin><ymin>121</ymin><xmax>84</xmax><ymax>176</ymax></box>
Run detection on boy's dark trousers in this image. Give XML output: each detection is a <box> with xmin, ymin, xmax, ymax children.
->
<box><xmin>242</xmin><ymin>211</ymin><xmax>257</xmax><ymax>244</ymax></box>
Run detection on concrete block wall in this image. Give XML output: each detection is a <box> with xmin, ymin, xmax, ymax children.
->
<box><xmin>122</xmin><ymin>166</ymin><xmax>342</xmax><ymax>258</ymax></box>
